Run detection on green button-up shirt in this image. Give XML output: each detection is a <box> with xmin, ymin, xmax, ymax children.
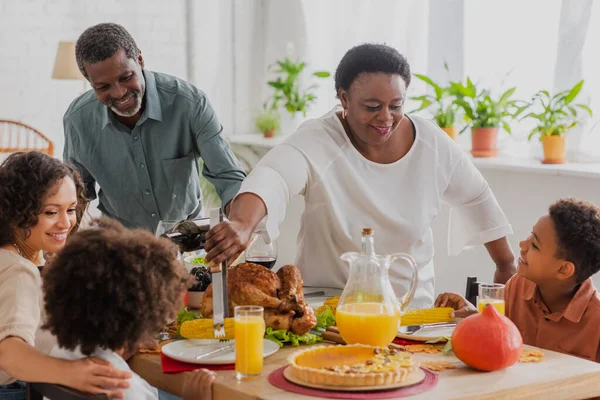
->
<box><xmin>63</xmin><ymin>70</ymin><xmax>246</xmax><ymax>232</ymax></box>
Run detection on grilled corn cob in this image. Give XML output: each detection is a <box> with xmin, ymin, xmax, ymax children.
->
<box><xmin>180</xmin><ymin>318</ymin><xmax>235</xmax><ymax>340</ymax></box>
<box><xmin>400</xmin><ymin>307</ymin><xmax>454</xmax><ymax>326</ymax></box>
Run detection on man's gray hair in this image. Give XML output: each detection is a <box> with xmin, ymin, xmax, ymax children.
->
<box><xmin>75</xmin><ymin>23</ymin><xmax>140</xmax><ymax>78</ymax></box>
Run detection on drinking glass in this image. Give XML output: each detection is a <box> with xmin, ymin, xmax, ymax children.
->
<box><xmin>155</xmin><ymin>220</ymin><xmax>179</xmax><ymax>237</ymax></box>
<box><xmin>245</xmin><ymin>232</ymin><xmax>277</xmax><ymax>269</ymax></box>
<box><xmin>234</xmin><ymin>305</ymin><xmax>265</xmax><ymax>380</ymax></box>
<box><xmin>477</xmin><ymin>283</ymin><xmax>505</xmax><ymax>315</ymax></box>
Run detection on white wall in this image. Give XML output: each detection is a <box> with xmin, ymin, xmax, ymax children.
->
<box><xmin>274</xmin><ymin>168</ymin><xmax>600</xmax><ymax>298</ymax></box>
<box><xmin>0</xmin><ymin>0</ymin><xmax>238</xmax><ymax>158</ymax></box>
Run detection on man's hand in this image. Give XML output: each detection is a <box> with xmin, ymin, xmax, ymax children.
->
<box><xmin>62</xmin><ymin>357</ymin><xmax>132</xmax><ymax>398</ymax></box>
<box><xmin>435</xmin><ymin>293</ymin><xmax>477</xmax><ymax>318</ymax></box>
<box><xmin>182</xmin><ymin>368</ymin><xmax>216</xmax><ymax>400</ymax></box>
<box><xmin>204</xmin><ymin>220</ymin><xmax>253</xmax><ymax>266</ymax></box>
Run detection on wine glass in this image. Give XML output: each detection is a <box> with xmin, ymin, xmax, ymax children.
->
<box><xmin>155</xmin><ymin>220</ymin><xmax>179</xmax><ymax>237</ymax></box>
<box><xmin>245</xmin><ymin>232</ymin><xmax>278</xmax><ymax>269</ymax></box>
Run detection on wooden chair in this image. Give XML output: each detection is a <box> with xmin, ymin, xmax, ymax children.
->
<box><xmin>26</xmin><ymin>383</ymin><xmax>107</xmax><ymax>400</ymax></box>
<box><xmin>0</xmin><ymin>119</ymin><xmax>54</xmax><ymax>158</ymax></box>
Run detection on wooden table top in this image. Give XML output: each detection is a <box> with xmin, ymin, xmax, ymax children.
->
<box><xmin>129</xmin><ymin>343</ymin><xmax>600</xmax><ymax>400</ymax></box>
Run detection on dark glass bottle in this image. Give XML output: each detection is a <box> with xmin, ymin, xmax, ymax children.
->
<box><xmin>161</xmin><ymin>218</ymin><xmax>210</xmax><ymax>252</ymax></box>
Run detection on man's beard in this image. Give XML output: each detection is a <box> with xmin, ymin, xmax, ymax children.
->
<box><xmin>108</xmin><ymin>87</ymin><xmax>145</xmax><ymax>117</ymax></box>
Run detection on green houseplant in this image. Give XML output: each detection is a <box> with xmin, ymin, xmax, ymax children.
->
<box><xmin>409</xmin><ymin>64</ymin><xmax>460</xmax><ymax>139</ymax></box>
<box><xmin>452</xmin><ymin>78</ymin><xmax>527</xmax><ymax>157</ymax></box>
<box><xmin>254</xmin><ymin>109</ymin><xmax>280</xmax><ymax>138</ymax></box>
<box><xmin>521</xmin><ymin>80</ymin><xmax>592</xmax><ymax>164</ymax></box>
<box><xmin>266</xmin><ymin>57</ymin><xmax>330</xmax><ymax>117</ymax></box>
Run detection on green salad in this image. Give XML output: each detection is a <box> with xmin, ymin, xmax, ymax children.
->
<box><xmin>189</xmin><ymin>256</ymin><xmax>209</xmax><ymax>265</ymax></box>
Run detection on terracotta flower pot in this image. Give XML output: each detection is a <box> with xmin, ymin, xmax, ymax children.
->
<box><xmin>542</xmin><ymin>135</ymin><xmax>566</xmax><ymax>164</ymax></box>
<box><xmin>471</xmin><ymin>127</ymin><xmax>499</xmax><ymax>157</ymax></box>
<box><xmin>263</xmin><ymin>129</ymin><xmax>276</xmax><ymax>138</ymax></box>
<box><xmin>441</xmin><ymin>126</ymin><xmax>458</xmax><ymax>140</ymax></box>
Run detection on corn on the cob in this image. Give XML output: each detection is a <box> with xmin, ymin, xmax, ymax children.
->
<box><xmin>180</xmin><ymin>318</ymin><xmax>235</xmax><ymax>340</ymax></box>
<box><xmin>400</xmin><ymin>307</ymin><xmax>454</xmax><ymax>326</ymax></box>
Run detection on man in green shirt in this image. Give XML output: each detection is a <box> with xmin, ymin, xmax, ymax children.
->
<box><xmin>63</xmin><ymin>23</ymin><xmax>246</xmax><ymax>232</ymax></box>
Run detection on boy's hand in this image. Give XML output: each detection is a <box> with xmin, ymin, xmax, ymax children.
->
<box><xmin>62</xmin><ymin>357</ymin><xmax>132</xmax><ymax>398</ymax></box>
<box><xmin>435</xmin><ymin>293</ymin><xmax>477</xmax><ymax>318</ymax></box>
<box><xmin>182</xmin><ymin>369</ymin><xmax>217</xmax><ymax>400</ymax></box>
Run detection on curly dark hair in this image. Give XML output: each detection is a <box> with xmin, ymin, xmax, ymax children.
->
<box><xmin>76</xmin><ymin>23</ymin><xmax>140</xmax><ymax>79</ymax></box>
<box><xmin>549</xmin><ymin>198</ymin><xmax>600</xmax><ymax>282</ymax></box>
<box><xmin>42</xmin><ymin>218</ymin><xmax>190</xmax><ymax>356</ymax></box>
<box><xmin>0</xmin><ymin>151</ymin><xmax>88</xmax><ymax>248</ymax></box>
<box><xmin>334</xmin><ymin>43</ymin><xmax>411</xmax><ymax>95</ymax></box>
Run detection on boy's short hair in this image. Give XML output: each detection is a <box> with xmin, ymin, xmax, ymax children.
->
<box><xmin>549</xmin><ymin>198</ymin><xmax>600</xmax><ymax>283</ymax></box>
<box><xmin>42</xmin><ymin>218</ymin><xmax>190</xmax><ymax>356</ymax></box>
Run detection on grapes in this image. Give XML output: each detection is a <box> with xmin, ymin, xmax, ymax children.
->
<box><xmin>189</xmin><ymin>267</ymin><xmax>212</xmax><ymax>292</ymax></box>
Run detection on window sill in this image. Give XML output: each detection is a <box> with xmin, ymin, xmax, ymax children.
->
<box><xmin>227</xmin><ymin>134</ymin><xmax>600</xmax><ymax>179</ymax></box>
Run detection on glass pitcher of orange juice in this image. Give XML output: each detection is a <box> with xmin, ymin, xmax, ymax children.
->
<box><xmin>336</xmin><ymin>228</ymin><xmax>419</xmax><ymax>347</ymax></box>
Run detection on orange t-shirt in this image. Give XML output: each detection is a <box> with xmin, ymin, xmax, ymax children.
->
<box><xmin>505</xmin><ymin>274</ymin><xmax>600</xmax><ymax>363</ymax></box>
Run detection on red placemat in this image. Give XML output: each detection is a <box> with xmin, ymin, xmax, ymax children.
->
<box><xmin>268</xmin><ymin>366</ymin><xmax>437</xmax><ymax>399</ymax></box>
<box><xmin>160</xmin><ymin>353</ymin><xmax>235</xmax><ymax>373</ymax></box>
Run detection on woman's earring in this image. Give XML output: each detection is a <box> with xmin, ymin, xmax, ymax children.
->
<box><xmin>342</xmin><ymin>108</ymin><xmax>347</xmax><ymax>119</ymax></box>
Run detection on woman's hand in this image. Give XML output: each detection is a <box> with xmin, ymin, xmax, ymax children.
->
<box><xmin>182</xmin><ymin>368</ymin><xmax>217</xmax><ymax>400</ymax></box>
<box><xmin>435</xmin><ymin>292</ymin><xmax>477</xmax><ymax>318</ymax></box>
<box><xmin>62</xmin><ymin>357</ymin><xmax>132</xmax><ymax>398</ymax></box>
<box><xmin>204</xmin><ymin>220</ymin><xmax>253</xmax><ymax>266</ymax></box>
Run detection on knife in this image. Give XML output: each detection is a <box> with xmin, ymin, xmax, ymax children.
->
<box><xmin>209</xmin><ymin>208</ymin><xmax>229</xmax><ymax>339</ymax></box>
<box><xmin>195</xmin><ymin>342</ymin><xmax>235</xmax><ymax>360</ymax></box>
<box><xmin>398</xmin><ymin>322</ymin><xmax>457</xmax><ymax>335</ymax></box>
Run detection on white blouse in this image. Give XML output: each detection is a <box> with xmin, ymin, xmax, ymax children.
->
<box><xmin>238</xmin><ymin>109</ymin><xmax>512</xmax><ymax>308</ymax></box>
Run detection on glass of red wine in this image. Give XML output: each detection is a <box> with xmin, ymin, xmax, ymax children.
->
<box><xmin>245</xmin><ymin>231</ymin><xmax>277</xmax><ymax>269</ymax></box>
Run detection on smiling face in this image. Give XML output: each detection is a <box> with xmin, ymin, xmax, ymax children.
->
<box><xmin>24</xmin><ymin>177</ymin><xmax>79</xmax><ymax>255</ymax></box>
<box><xmin>84</xmin><ymin>48</ymin><xmax>146</xmax><ymax>118</ymax></box>
<box><xmin>518</xmin><ymin>215</ymin><xmax>575</xmax><ymax>285</ymax></box>
<box><xmin>338</xmin><ymin>72</ymin><xmax>406</xmax><ymax>147</ymax></box>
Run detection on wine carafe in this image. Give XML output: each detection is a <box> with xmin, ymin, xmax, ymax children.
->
<box><xmin>161</xmin><ymin>217</ymin><xmax>210</xmax><ymax>252</ymax></box>
<box><xmin>336</xmin><ymin>228</ymin><xmax>418</xmax><ymax>347</ymax></box>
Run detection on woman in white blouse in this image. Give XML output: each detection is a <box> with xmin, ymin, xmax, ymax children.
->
<box><xmin>205</xmin><ymin>44</ymin><xmax>516</xmax><ymax>308</ymax></box>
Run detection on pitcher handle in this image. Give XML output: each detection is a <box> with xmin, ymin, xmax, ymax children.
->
<box><xmin>389</xmin><ymin>253</ymin><xmax>419</xmax><ymax>313</ymax></box>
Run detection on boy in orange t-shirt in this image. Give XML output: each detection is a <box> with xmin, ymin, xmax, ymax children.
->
<box><xmin>437</xmin><ymin>198</ymin><xmax>600</xmax><ymax>362</ymax></box>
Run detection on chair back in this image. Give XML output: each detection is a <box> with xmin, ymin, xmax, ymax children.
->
<box><xmin>0</xmin><ymin>120</ymin><xmax>54</xmax><ymax>161</ymax></box>
<box><xmin>27</xmin><ymin>383</ymin><xmax>107</xmax><ymax>400</ymax></box>
<box><xmin>465</xmin><ymin>276</ymin><xmax>479</xmax><ymax>306</ymax></box>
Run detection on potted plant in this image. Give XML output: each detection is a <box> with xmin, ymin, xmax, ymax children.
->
<box><xmin>521</xmin><ymin>80</ymin><xmax>592</xmax><ymax>164</ymax></box>
<box><xmin>265</xmin><ymin>57</ymin><xmax>330</xmax><ymax>134</ymax></box>
<box><xmin>409</xmin><ymin>64</ymin><xmax>460</xmax><ymax>139</ymax></box>
<box><xmin>254</xmin><ymin>109</ymin><xmax>280</xmax><ymax>138</ymax></box>
<box><xmin>452</xmin><ymin>78</ymin><xmax>527</xmax><ymax>157</ymax></box>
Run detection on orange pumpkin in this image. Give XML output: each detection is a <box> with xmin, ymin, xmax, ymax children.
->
<box><xmin>451</xmin><ymin>304</ymin><xmax>523</xmax><ymax>371</ymax></box>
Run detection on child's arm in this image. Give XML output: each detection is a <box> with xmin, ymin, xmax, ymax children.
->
<box><xmin>182</xmin><ymin>368</ymin><xmax>217</xmax><ymax>400</ymax></box>
<box><xmin>0</xmin><ymin>336</ymin><xmax>132</xmax><ymax>398</ymax></box>
<box><xmin>435</xmin><ymin>292</ymin><xmax>477</xmax><ymax>318</ymax></box>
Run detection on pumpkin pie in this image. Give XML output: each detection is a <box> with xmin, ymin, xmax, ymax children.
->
<box><xmin>288</xmin><ymin>344</ymin><xmax>417</xmax><ymax>387</ymax></box>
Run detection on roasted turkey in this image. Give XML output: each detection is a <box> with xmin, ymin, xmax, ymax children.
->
<box><xmin>200</xmin><ymin>262</ymin><xmax>317</xmax><ymax>335</ymax></box>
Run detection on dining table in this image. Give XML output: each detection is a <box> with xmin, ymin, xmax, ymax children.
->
<box><xmin>128</xmin><ymin>288</ymin><xmax>600</xmax><ymax>399</ymax></box>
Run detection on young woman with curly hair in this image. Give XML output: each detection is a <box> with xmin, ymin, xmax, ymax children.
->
<box><xmin>43</xmin><ymin>218</ymin><xmax>215</xmax><ymax>400</ymax></box>
<box><xmin>0</xmin><ymin>152</ymin><xmax>131</xmax><ymax>400</ymax></box>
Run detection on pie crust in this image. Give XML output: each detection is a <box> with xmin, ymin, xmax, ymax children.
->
<box><xmin>287</xmin><ymin>344</ymin><xmax>417</xmax><ymax>387</ymax></box>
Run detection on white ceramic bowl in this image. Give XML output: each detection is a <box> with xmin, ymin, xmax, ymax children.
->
<box><xmin>184</xmin><ymin>250</ymin><xmax>209</xmax><ymax>272</ymax></box>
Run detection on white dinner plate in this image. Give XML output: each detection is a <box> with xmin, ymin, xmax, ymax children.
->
<box><xmin>396</xmin><ymin>324</ymin><xmax>456</xmax><ymax>342</ymax></box>
<box><xmin>161</xmin><ymin>339</ymin><xmax>280</xmax><ymax>365</ymax></box>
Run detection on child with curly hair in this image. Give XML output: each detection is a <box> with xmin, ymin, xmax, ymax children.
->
<box><xmin>43</xmin><ymin>218</ymin><xmax>216</xmax><ymax>399</ymax></box>
<box><xmin>436</xmin><ymin>198</ymin><xmax>600</xmax><ymax>362</ymax></box>
<box><xmin>0</xmin><ymin>152</ymin><xmax>131</xmax><ymax>399</ymax></box>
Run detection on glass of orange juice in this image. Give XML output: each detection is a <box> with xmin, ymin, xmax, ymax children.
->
<box><xmin>234</xmin><ymin>305</ymin><xmax>265</xmax><ymax>381</ymax></box>
<box><xmin>477</xmin><ymin>283</ymin><xmax>505</xmax><ymax>315</ymax></box>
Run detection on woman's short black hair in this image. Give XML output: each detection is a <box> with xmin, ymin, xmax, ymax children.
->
<box><xmin>549</xmin><ymin>198</ymin><xmax>600</xmax><ymax>283</ymax></box>
<box><xmin>334</xmin><ymin>43</ymin><xmax>411</xmax><ymax>95</ymax></box>
<box><xmin>76</xmin><ymin>23</ymin><xmax>140</xmax><ymax>78</ymax></box>
<box><xmin>42</xmin><ymin>218</ymin><xmax>190</xmax><ymax>356</ymax></box>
